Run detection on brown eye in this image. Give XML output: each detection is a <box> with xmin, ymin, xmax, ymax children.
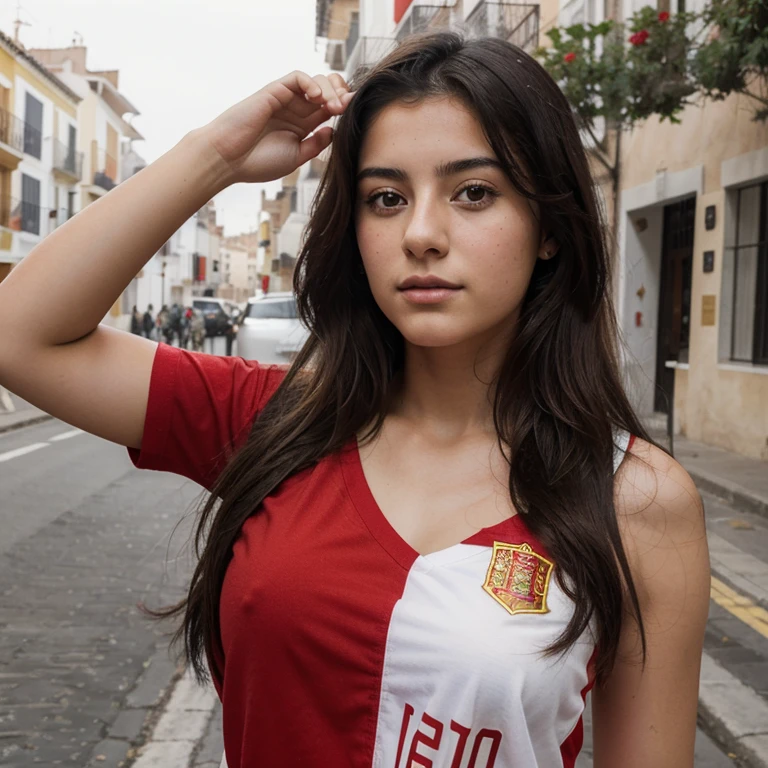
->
<box><xmin>381</xmin><ymin>192</ymin><xmax>400</xmax><ymax>207</ymax></box>
<box><xmin>456</xmin><ymin>184</ymin><xmax>499</xmax><ymax>207</ymax></box>
<box><xmin>465</xmin><ymin>186</ymin><xmax>486</xmax><ymax>202</ymax></box>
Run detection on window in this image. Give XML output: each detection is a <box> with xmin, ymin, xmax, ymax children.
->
<box><xmin>246</xmin><ymin>298</ymin><xmax>297</xmax><ymax>319</ymax></box>
<box><xmin>66</xmin><ymin>124</ymin><xmax>77</xmax><ymax>173</ymax></box>
<box><xmin>727</xmin><ymin>182</ymin><xmax>767</xmax><ymax>365</ymax></box>
<box><xmin>192</xmin><ymin>300</ymin><xmax>224</xmax><ymax>314</ymax></box>
<box><xmin>23</xmin><ymin>93</ymin><xmax>42</xmax><ymax>159</ymax></box>
<box><xmin>21</xmin><ymin>174</ymin><xmax>40</xmax><ymax>235</ymax></box>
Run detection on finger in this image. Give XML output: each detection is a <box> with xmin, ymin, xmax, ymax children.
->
<box><xmin>278</xmin><ymin>70</ymin><xmax>321</xmax><ymax>99</ymax></box>
<box><xmin>328</xmin><ymin>72</ymin><xmax>351</xmax><ymax>98</ymax></box>
<box><xmin>296</xmin><ymin>125</ymin><xmax>334</xmax><ymax>166</ymax></box>
<box><xmin>309</xmin><ymin>74</ymin><xmax>344</xmax><ymax>112</ymax></box>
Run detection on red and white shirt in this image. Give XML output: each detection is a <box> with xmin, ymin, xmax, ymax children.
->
<box><xmin>130</xmin><ymin>344</ymin><xmax>634</xmax><ymax>768</ymax></box>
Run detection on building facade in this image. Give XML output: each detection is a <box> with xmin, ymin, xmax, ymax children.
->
<box><xmin>316</xmin><ymin>0</ymin><xmax>768</xmax><ymax>460</ymax></box>
<box><xmin>617</xmin><ymin>69</ymin><xmax>768</xmax><ymax>460</ymax></box>
<box><xmin>29</xmin><ymin>45</ymin><xmax>148</xmax><ymax>328</ymax></box>
<box><xmin>0</xmin><ymin>31</ymin><xmax>82</xmax><ymax>284</ymax></box>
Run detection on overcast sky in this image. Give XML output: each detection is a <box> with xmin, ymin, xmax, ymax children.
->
<box><xmin>0</xmin><ymin>0</ymin><xmax>330</xmax><ymax>236</ymax></box>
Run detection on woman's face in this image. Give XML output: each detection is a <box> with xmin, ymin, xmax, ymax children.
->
<box><xmin>355</xmin><ymin>96</ymin><xmax>553</xmax><ymax>352</ymax></box>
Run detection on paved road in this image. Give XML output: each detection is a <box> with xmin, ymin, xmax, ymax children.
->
<box><xmin>1</xmin><ymin>402</ymin><xmax>765</xmax><ymax>765</ymax></box>
<box><xmin>0</xmin><ymin>419</ymin><xmax>200</xmax><ymax>766</ymax></box>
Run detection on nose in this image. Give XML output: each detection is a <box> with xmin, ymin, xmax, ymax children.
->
<box><xmin>401</xmin><ymin>193</ymin><xmax>449</xmax><ymax>261</ymax></box>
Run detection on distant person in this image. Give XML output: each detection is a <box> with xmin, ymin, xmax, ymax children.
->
<box><xmin>130</xmin><ymin>305</ymin><xmax>142</xmax><ymax>335</ymax></box>
<box><xmin>189</xmin><ymin>309</ymin><xmax>205</xmax><ymax>353</ymax></box>
<box><xmin>0</xmin><ymin>41</ymin><xmax>708</xmax><ymax>768</ymax></box>
<box><xmin>142</xmin><ymin>304</ymin><xmax>155</xmax><ymax>340</ymax></box>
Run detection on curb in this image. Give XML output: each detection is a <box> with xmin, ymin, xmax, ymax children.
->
<box><xmin>125</xmin><ymin>667</ymin><xmax>219</xmax><ymax>768</ymax></box>
<box><xmin>0</xmin><ymin>412</ymin><xmax>53</xmax><ymax>435</ymax></box>
<box><xmin>86</xmin><ymin>646</ymin><xmax>182</xmax><ymax>768</ymax></box>
<box><xmin>698</xmin><ymin>654</ymin><xmax>768</xmax><ymax>768</ymax></box>
<box><xmin>687</xmin><ymin>467</ymin><xmax>768</xmax><ymax>523</ymax></box>
<box><xmin>708</xmin><ymin>531</ymin><xmax>768</xmax><ymax>610</ymax></box>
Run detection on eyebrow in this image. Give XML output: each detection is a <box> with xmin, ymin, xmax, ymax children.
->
<box><xmin>356</xmin><ymin>157</ymin><xmax>504</xmax><ymax>183</ymax></box>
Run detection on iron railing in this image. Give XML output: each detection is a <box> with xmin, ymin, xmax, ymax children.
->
<box><xmin>0</xmin><ymin>107</ymin><xmax>24</xmax><ymax>155</ymax></box>
<box><xmin>0</xmin><ymin>195</ymin><xmax>74</xmax><ymax>235</ymax></box>
<box><xmin>92</xmin><ymin>143</ymin><xmax>118</xmax><ymax>191</ymax></box>
<box><xmin>346</xmin><ymin>37</ymin><xmax>398</xmax><ymax>81</ymax></box>
<box><xmin>464</xmin><ymin>0</ymin><xmax>540</xmax><ymax>52</ymax></box>
<box><xmin>52</xmin><ymin>138</ymin><xmax>83</xmax><ymax>181</ymax></box>
<box><xmin>396</xmin><ymin>2</ymin><xmax>455</xmax><ymax>42</ymax></box>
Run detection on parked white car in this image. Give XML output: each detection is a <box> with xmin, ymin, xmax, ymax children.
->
<box><xmin>236</xmin><ymin>292</ymin><xmax>309</xmax><ymax>364</ymax></box>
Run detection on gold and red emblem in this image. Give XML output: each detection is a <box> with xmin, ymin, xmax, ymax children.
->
<box><xmin>482</xmin><ymin>541</ymin><xmax>554</xmax><ymax>616</ymax></box>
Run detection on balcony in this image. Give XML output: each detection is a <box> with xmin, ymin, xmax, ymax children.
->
<box><xmin>464</xmin><ymin>1</ymin><xmax>540</xmax><ymax>53</ymax></box>
<box><xmin>0</xmin><ymin>107</ymin><xmax>24</xmax><ymax>170</ymax></box>
<box><xmin>346</xmin><ymin>36</ymin><xmax>397</xmax><ymax>80</ymax></box>
<box><xmin>88</xmin><ymin>142</ymin><xmax>118</xmax><ymax>195</ymax></box>
<box><xmin>396</xmin><ymin>2</ymin><xmax>455</xmax><ymax>42</ymax></box>
<box><xmin>0</xmin><ymin>195</ymin><xmax>72</xmax><ymax>257</ymax></box>
<box><xmin>52</xmin><ymin>138</ymin><xmax>83</xmax><ymax>183</ymax></box>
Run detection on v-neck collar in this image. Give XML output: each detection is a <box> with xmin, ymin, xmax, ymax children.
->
<box><xmin>339</xmin><ymin>436</ymin><xmax>538</xmax><ymax>570</ymax></box>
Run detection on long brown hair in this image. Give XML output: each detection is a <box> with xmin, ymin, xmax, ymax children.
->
<box><xmin>160</xmin><ymin>31</ymin><xmax>662</xmax><ymax>687</ymax></box>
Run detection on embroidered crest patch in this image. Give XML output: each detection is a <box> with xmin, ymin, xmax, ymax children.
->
<box><xmin>482</xmin><ymin>541</ymin><xmax>554</xmax><ymax>616</ymax></box>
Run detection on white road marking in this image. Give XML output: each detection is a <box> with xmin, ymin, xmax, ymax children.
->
<box><xmin>48</xmin><ymin>429</ymin><xmax>84</xmax><ymax>442</ymax></box>
<box><xmin>0</xmin><ymin>442</ymin><xmax>50</xmax><ymax>463</ymax></box>
<box><xmin>0</xmin><ymin>429</ymin><xmax>85</xmax><ymax>463</ymax></box>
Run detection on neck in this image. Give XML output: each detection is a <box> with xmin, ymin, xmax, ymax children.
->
<box><xmin>388</xmin><ymin>331</ymin><xmax>512</xmax><ymax>443</ymax></box>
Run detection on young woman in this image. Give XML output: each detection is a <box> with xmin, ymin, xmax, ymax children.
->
<box><xmin>0</xmin><ymin>32</ymin><xmax>709</xmax><ymax>768</ymax></box>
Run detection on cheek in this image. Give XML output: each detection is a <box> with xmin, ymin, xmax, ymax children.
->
<box><xmin>458</xmin><ymin>218</ymin><xmax>538</xmax><ymax>300</ymax></box>
<box><xmin>356</xmin><ymin>220</ymin><xmax>395</xmax><ymax>276</ymax></box>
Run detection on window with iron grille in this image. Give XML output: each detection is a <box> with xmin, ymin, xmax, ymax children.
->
<box><xmin>23</xmin><ymin>93</ymin><xmax>42</xmax><ymax>159</ymax></box>
<box><xmin>21</xmin><ymin>173</ymin><xmax>40</xmax><ymax>235</ymax></box>
<box><xmin>727</xmin><ymin>182</ymin><xmax>767</xmax><ymax>365</ymax></box>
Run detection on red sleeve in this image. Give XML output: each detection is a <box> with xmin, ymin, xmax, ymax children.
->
<box><xmin>128</xmin><ymin>344</ymin><xmax>287</xmax><ymax>491</ymax></box>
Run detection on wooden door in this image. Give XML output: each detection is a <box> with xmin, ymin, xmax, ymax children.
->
<box><xmin>654</xmin><ymin>197</ymin><xmax>695</xmax><ymax>414</ymax></box>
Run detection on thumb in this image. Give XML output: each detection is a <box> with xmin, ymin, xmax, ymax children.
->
<box><xmin>296</xmin><ymin>125</ymin><xmax>334</xmax><ymax>166</ymax></box>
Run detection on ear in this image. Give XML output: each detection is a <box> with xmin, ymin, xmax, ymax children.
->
<box><xmin>539</xmin><ymin>235</ymin><xmax>559</xmax><ymax>261</ymax></box>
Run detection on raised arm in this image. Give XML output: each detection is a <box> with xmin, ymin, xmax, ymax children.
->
<box><xmin>0</xmin><ymin>71</ymin><xmax>352</xmax><ymax>449</ymax></box>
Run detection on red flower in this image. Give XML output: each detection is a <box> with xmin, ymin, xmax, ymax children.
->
<box><xmin>658</xmin><ymin>11</ymin><xmax>670</xmax><ymax>21</ymax></box>
<box><xmin>629</xmin><ymin>29</ymin><xmax>650</xmax><ymax>45</ymax></box>
<box><xmin>564</xmin><ymin>52</ymin><xmax>577</xmax><ymax>63</ymax></box>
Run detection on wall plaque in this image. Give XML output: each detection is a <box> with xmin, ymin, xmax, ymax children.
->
<box><xmin>705</xmin><ymin>205</ymin><xmax>716</xmax><ymax>230</ymax></box>
<box><xmin>702</xmin><ymin>295</ymin><xmax>716</xmax><ymax>326</ymax></box>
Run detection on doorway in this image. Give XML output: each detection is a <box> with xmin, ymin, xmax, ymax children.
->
<box><xmin>654</xmin><ymin>196</ymin><xmax>695</xmax><ymax>414</ymax></box>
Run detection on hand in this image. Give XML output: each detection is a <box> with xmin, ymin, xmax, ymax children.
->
<box><xmin>201</xmin><ymin>71</ymin><xmax>354</xmax><ymax>185</ymax></box>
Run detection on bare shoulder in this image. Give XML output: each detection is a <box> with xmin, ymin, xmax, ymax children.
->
<box><xmin>615</xmin><ymin>436</ymin><xmax>704</xmax><ymax>540</ymax></box>
<box><xmin>613</xmin><ymin>436</ymin><xmax>709</xmax><ymax>609</ymax></box>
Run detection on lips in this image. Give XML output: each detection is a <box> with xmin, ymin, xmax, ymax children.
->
<box><xmin>398</xmin><ymin>275</ymin><xmax>463</xmax><ymax>290</ymax></box>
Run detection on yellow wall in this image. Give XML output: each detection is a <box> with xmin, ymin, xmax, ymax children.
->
<box><xmin>621</xmin><ymin>86</ymin><xmax>766</xmax><ymax>197</ymax></box>
<box><xmin>619</xmin><ymin>81</ymin><xmax>768</xmax><ymax>460</ymax></box>
<box><xmin>681</xmin><ymin>186</ymin><xmax>768</xmax><ymax>460</ymax></box>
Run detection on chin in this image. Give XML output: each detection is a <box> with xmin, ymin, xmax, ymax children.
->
<box><xmin>392</xmin><ymin>315</ymin><xmax>481</xmax><ymax>349</ymax></box>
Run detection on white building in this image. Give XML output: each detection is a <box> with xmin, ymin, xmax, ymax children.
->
<box><xmin>0</xmin><ymin>31</ymin><xmax>82</xmax><ymax>279</ymax></box>
<box><xmin>221</xmin><ymin>243</ymin><xmax>250</xmax><ymax>295</ymax></box>
<box><xmin>29</xmin><ymin>45</ymin><xmax>145</xmax><ymax>329</ymax></box>
<box><xmin>277</xmin><ymin>157</ymin><xmax>326</xmax><ymax>264</ymax></box>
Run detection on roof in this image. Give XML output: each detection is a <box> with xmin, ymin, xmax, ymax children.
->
<box><xmin>0</xmin><ymin>30</ymin><xmax>81</xmax><ymax>104</ymax></box>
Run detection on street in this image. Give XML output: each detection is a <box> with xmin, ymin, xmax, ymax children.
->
<box><xmin>1</xmin><ymin>382</ymin><xmax>767</xmax><ymax>765</ymax></box>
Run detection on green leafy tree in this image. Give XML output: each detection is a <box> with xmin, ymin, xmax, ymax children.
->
<box><xmin>691</xmin><ymin>0</ymin><xmax>768</xmax><ymax>121</ymax></box>
<box><xmin>534</xmin><ymin>10</ymin><xmax>699</xmax><ymax>265</ymax></box>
